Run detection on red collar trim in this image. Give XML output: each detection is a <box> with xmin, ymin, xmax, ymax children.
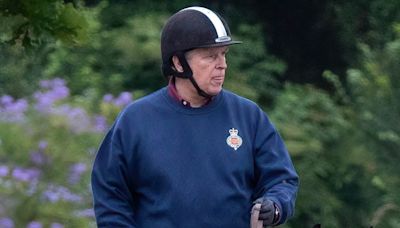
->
<box><xmin>167</xmin><ymin>78</ymin><xmax>212</xmax><ymax>107</ymax></box>
<box><xmin>168</xmin><ymin>77</ymin><xmax>191</xmax><ymax>107</ymax></box>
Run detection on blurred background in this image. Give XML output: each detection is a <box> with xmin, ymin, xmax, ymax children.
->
<box><xmin>0</xmin><ymin>0</ymin><xmax>399</xmax><ymax>227</ymax></box>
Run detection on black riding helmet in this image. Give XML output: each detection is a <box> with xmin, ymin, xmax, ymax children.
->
<box><xmin>161</xmin><ymin>6</ymin><xmax>242</xmax><ymax>97</ymax></box>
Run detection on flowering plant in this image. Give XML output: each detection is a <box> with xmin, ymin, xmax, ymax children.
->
<box><xmin>0</xmin><ymin>78</ymin><xmax>132</xmax><ymax>228</ymax></box>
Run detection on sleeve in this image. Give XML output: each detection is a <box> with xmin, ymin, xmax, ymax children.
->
<box><xmin>91</xmin><ymin>117</ymin><xmax>137</xmax><ymax>227</ymax></box>
<box><xmin>253</xmin><ymin>110</ymin><xmax>299</xmax><ymax>225</ymax></box>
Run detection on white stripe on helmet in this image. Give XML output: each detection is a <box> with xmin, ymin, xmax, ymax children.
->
<box><xmin>181</xmin><ymin>6</ymin><xmax>232</xmax><ymax>43</ymax></box>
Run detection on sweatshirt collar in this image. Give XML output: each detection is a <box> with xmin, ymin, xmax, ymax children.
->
<box><xmin>167</xmin><ymin>77</ymin><xmax>212</xmax><ymax>108</ymax></box>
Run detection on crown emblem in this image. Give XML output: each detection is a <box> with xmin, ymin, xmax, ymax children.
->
<box><xmin>226</xmin><ymin>128</ymin><xmax>242</xmax><ymax>150</ymax></box>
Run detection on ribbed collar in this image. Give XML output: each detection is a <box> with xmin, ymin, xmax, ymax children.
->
<box><xmin>163</xmin><ymin>86</ymin><xmax>224</xmax><ymax>115</ymax></box>
<box><xmin>167</xmin><ymin>77</ymin><xmax>212</xmax><ymax>108</ymax></box>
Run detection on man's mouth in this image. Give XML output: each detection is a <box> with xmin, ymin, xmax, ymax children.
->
<box><xmin>211</xmin><ymin>77</ymin><xmax>224</xmax><ymax>86</ymax></box>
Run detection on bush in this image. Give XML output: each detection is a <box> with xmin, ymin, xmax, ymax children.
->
<box><xmin>0</xmin><ymin>78</ymin><xmax>132</xmax><ymax>227</ymax></box>
<box><xmin>269</xmin><ymin>83</ymin><xmax>383</xmax><ymax>227</ymax></box>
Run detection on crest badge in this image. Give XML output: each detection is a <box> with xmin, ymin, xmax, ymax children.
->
<box><xmin>226</xmin><ymin>128</ymin><xmax>242</xmax><ymax>150</ymax></box>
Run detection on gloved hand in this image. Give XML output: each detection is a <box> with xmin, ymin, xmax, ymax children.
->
<box><xmin>253</xmin><ymin>197</ymin><xmax>279</xmax><ymax>227</ymax></box>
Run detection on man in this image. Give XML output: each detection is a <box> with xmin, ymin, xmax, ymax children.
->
<box><xmin>91</xmin><ymin>6</ymin><xmax>299</xmax><ymax>227</ymax></box>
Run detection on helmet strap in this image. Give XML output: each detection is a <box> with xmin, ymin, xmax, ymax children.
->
<box><xmin>170</xmin><ymin>51</ymin><xmax>192</xmax><ymax>78</ymax></box>
<box><xmin>175</xmin><ymin>52</ymin><xmax>213</xmax><ymax>99</ymax></box>
<box><xmin>188</xmin><ymin>76</ymin><xmax>213</xmax><ymax>99</ymax></box>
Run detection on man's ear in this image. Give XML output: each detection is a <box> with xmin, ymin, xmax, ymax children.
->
<box><xmin>172</xmin><ymin>56</ymin><xmax>184</xmax><ymax>72</ymax></box>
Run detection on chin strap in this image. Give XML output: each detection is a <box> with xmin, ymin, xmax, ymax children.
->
<box><xmin>173</xmin><ymin>52</ymin><xmax>213</xmax><ymax>99</ymax></box>
<box><xmin>188</xmin><ymin>75</ymin><xmax>213</xmax><ymax>99</ymax></box>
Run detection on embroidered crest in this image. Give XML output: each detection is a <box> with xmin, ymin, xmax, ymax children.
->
<box><xmin>226</xmin><ymin>128</ymin><xmax>242</xmax><ymax>150</ymax></box>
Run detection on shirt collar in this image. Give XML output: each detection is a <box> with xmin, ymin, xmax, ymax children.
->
<box><xmin>167</xmin><ymin>77</ymin><xmax>212</xmax><ymax>108</ymax></box>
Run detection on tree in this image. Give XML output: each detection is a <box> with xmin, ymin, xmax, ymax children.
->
<box><xmin>203</xmin><ymin>0</ymin><xmax>400</xmax><ymax>91</ymax></box>
<box><xmin>345</xmin><ymin>26</ymin><xmax>400</xmax><ymax>227</ymax></box>
<box><xmin>0</xmin><ymin>0</ymin><xmax>90</xmax><ymax>48</ymax></box>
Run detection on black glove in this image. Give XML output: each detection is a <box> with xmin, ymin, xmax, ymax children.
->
<box><xmin>253</xmin><ymin>197</ymin><xmax>280</xmax><ymax>227</ymax></box>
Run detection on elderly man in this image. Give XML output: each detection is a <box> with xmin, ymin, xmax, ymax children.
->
<box><xmin>91</xmin><ymin>6</ymin><xmax>299</xmax><ymax>228</ymax></box>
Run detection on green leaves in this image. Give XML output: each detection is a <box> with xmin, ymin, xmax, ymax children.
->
<box><xmin>346</xmin><ymin>30</ymin><xmax>400</xmax><ymax>226</ymax></box>
<box><xmin>1</xmin><ymin>1</ymin><xmax>400</xmax><ymax>227</ymax></box>
<box><xmin>0</xmin><ymin>0</ymin><xmax>90</xmax><ymax>48</ymax></box>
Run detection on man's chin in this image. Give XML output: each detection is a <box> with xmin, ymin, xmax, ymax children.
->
<box><xmin>208</xmin><ymin>88</ymin><xmax>223</xmax><ymax>96</ymax></box>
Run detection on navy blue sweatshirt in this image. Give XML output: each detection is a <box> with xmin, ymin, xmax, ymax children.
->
<box><xmin>91</xmin><ymin>87</ymin><xmax>299</xmax><ymax>227</ymax></box>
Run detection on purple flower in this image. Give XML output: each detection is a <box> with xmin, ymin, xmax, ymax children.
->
<box><xmin>0</xmin><ymin>217</ymin><xmax>14</xmax><ymax>228</ymax></box>
<box><xmin>38</xmin><ymin>140</ymin><xmax>48</xmax><ymax>151</ymax></box>
<box><xmin>43</xmin><ymin>185</ymin><xmax>82</xmax><ymax>203</ymax></box>
<box><xmin>39</xmin><ymin>78</ymin><xmax>66</xmax><ymax>90</ymax></box>
<box><xmin>39</xmin><ymin>79</ymin><xmax>52</xmax><ymax>89</ymax></box>
<box><xmin>0</xmin><ymin>95</ymin><xmax>13</xmax><ymax>106</ymax></box>
<box><xmin>1</xmin><ymin>97</ymin><xmax>28</xmax><ymax>113</ymax></box>
<box><xmin>43</xmin><ymin>188</ymin><xmax>60</xmax><ymax>203</ymax></box>
<box><xmin>30</xmin><ymin>151</ymin><xmax>48</xmax><ymax>166</ymax></box>
<box><xmin>34</xmin><ymin>78</ymin><xmax>70</xmax><ymax>113</ymax></box>
<box><xmin>102</xmin><ymin>92</ymin><xmax>133</xmax><ymax>107</ymax></box>
<box><xmin>50</xmin><ymin>105</ymin><xmax>91</xmax><ymax>133</ymax></box>
<box><xmin>0</xmin><ymin>95</ymin><xmax>28</xmax><ymax>122</ymax></box>
<box><xmin>30</xmin><ymin>140</ymin><xmax>49</xmax><ymax>165</ymax></box>
<box><xmin>58</xmin><ymin>191</ymin><xmax>77</xmax><ymax>202</ymax></box>
<box><xmin>9</xmin><ymin>99</ymin><xmax>28</xmax><ymax>112</ymax></box>
<box><xmin>65</xmin><ymin>107</ymin><xmax>91</xmax><ymax>133</ymax></box>
<box><xmin>51</xmin><ymin>86</ymin><xmax>69</xmax><ymax>100</ymax></box>
<box><xmin>114</xmin><ymin>92</ymin><xmax>132</xmax><ymax>107</ymax></box>
<box><xmin>50</xmin><ymin>223</ymin><xmax>64</xmax><ymax>228</ymax></box>
<box><xmin>26</xmin><ymin>179</ymin><xmax>39</xmax><ymax>196</ymax></box>
<box><xmin>12</xmin><ymin>167</ymin><xmax>41</xmax><ymax>182</ymax></box>
<box><xmin>93</xmin><ymin>115</ymin><xmax>108</xmax><ymax>133</ymax></box>
<box><xmin>27</xmin><ymin>221</ymin><xmax>42</xmax><ymax>228</ymax></box>
<box><xmin>58</xmin><ymin>187</ymin><xmax>82</xmax><ymax>202</ymax></box>
<box><xmin>102</xmin><ymin>94</ymin><xmax>114</xmax><ymax>103</ymax></box>
<box><xmin>75</xmin><ymin>208</ymin><xmax>95</xmax><ymax>218</ymax></box>
<box><xmin>50</xmin><ymin>78</ymin><xmax>67</xmax><ymax>88</ymax></box>
<box><xmin>0</xmin><ymin>165</ymin><xmax>9</xmax><ymax>177</ymax></box>
<box><xmin>68</xmin><ymin>162</ymin><xmax>87</xmax><ymax>184</ymax></box>
<box><xmin>33</xmin><ymin>91</ymin><xmax>53</xmax><ymax>111</ymax></box>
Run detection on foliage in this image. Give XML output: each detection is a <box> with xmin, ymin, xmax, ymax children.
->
<box><xmin>32</xmin><ymin>6</ymin><xmax>165</xmax><ymax>97</ymax></box>
<box><xmin>224</xmin><ymin>23</ymin><xmax>286</xmax><ymax>108</ymax></box>
<box><xmin>204</xmin><ymin>0</ymin><xmax>400</xmax><ymax>90</ymax></box>
<box><xmin>0</xmin><ymin>78</ymin><xmax>132</xmax><ymax>227</ymax></box>
<box><xmin>268</xmin><ymin>83</ymin><xmax>382</xmax><ymax>227</ymax></box>
<box><xmin>1</xmin><ymin>1</ymin><xmax>400</xmax><ymax>228</ymax></box>
<box><xmin>0</xmin><ymin>45</ymin><xmax>48</xmax><ymax>98</ymax></box>
<box><xmin>0</xmin><ymin>0</ymin><xmax>90</xmax><ymax>48</ymax></box>
<box><xmin>0</xmin><ymin>1</ymin><xmax>99</xmax><ymax>98</ymax></box>
<box><xmin>345</xmin><ymin>27</ymin><xmax>400</xmax><ymax>227</ymax></box>
<box><xmin>334</xmin><ymin>0</ymin><xmax>400</xmax><ymax>48</ymax></box>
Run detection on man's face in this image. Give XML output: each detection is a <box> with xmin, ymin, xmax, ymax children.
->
<box><xmin>186</xmin><ymin>46</ymin><xmax>229</xmax><ymax>96</ymax></box>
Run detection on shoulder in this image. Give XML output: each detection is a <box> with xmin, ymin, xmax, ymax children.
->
<box><xmin>125</xmin><ymin>87</ymin><xmax>166</xmax><ymax>111</ymax></box>
<box><xmin>222</xmin><ymin>89</ymin><xmax>274</xmax><ymax>126</ymax></box>
<box><xmin>116</xmin><ymin>87</ymin><xmax>167</xmax><ymax>122</ymax></box>
<box><xmin>222</xmin><ymin>89</ymin><xmax>261</xmax><ymax>111</ymax></box>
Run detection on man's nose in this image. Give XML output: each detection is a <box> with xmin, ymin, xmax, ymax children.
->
<box><xmin>216</xmin><ymin>55</ymin><xmax>227</xmax><ymax>69</ymax></box>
